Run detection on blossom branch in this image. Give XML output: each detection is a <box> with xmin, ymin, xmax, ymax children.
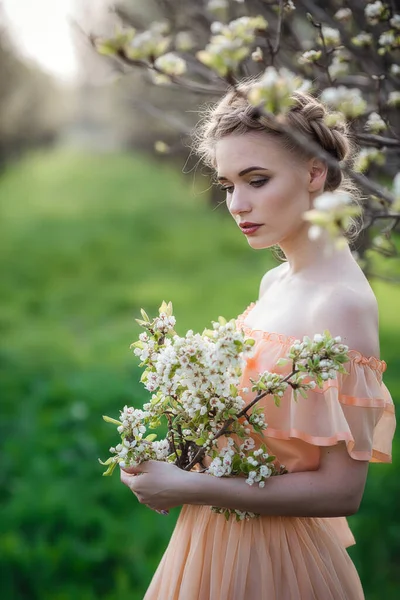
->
<box><xmin>184</xmin><ymin>366</ymin><xmax>300</xmax><ymax>472</ymax></box>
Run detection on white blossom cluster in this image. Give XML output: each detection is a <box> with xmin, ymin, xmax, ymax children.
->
<box><xmin>390</xmin><ymin>64</ymin><xmax>400</xmax><ymax>76</ymax></box>
<box><xmin>207</xmin><ymin>437</ymin><xmax>274</xmax><ymax>488</ymax></box>
<box><xmin>378</xmin><ymin>30</ymin><xmax>400</xmax><ymax>52</ymax></box>
<box><xmin>319</xmin><ymin>27</ymin><xmax>341</xmax><ymax>48</ymax></box>
<box><xmin>320</xmin><ymin>86</ymin><xmax>367</xmax><ymax>118</ymax></box>
<box><xmin>138</xmin><ymin>320</ymin><xmax>251</xmax><ymax>425</ymax></box>
<box><xmin>251</xmin><ymin>371</ymin><xmax>289</xmax><ymax>406</ymax></box>
<box><xmin>354</xmin><ymin>147</ymin><xmax>385</xmax><ymax>172</ymax></box>
<box><xmin>197</xmin><ymin>16</ymin><xmax>268</xmax><ymax>76</ymax></box>
<box><xmin>391</xmin><ymin>14</ymin><xmax>400</xmax><ymax>29</ymax></box>
<box><xmin>334</xmin><ymin>8</ymin><xmax>352</xmax><ymax>22</ymax></box>
<box><xmin>303</xmin><ymin>191</ymin><xmax>361</xmax><ymax>247</ymax></box>
<box><xmin>364</xmin><ymin>1</ymin><xmax>389</xmax><ymax>25</ymax></box>
<box><xmin>286</xmin><ymin>332</ymin><xmax>350</xmax><ymax>388</ymax></box>
<box><xmin>329</xmin><ymin>56</ymin><xmax>349</xmax><ymax>79</ymax></box>
<box><xmin>388</xmin><ymin>91</ymin><xmax>400</xmax><ymax>107</ymax></box>
<box><xmin>100</xmin><ymin>407</ymin><xmax>171</xmax><ymax>473</ymax></box>
<box><xmin>126</xmin><ymin>27</ymin><xmax>171</xmax><ymax>61</ymax></box>
<box><xmin>248</xmin><ymin>66</ymin><xmax>311</xmax><ymax>115</ymax></box>
<box><xmin>364</xmin><ymin>112</ymin><xmax>387</xmax><ymax>134</ymax></box>
<box><xmin>298</xmin><ymin>49</ymin><xmax>322</xmax><ymax>65</ymax></box>
<box><xmin>351</xmin><ymin>32</ymin><xmax>373</xmax><ymax>47</ymax></box>
<box><xmin>154</xmin><ymin>52</ymin><xmax>187</xmax><ymax>76</ymax></box>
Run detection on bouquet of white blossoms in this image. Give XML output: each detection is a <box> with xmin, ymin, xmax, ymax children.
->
<box><xmin>100</xmin><ymin>301</ymin><xmax>350</xmax><ymax>521</ymax></box>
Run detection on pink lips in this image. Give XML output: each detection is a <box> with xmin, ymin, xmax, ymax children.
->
<box><xmin>239</xmin><ymin>222</ymin><xmax>263</xmax><ymax>235</ymax></box>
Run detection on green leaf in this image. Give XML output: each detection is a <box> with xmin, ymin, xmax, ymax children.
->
<box><xmin>102</xmin><ymin>415</ymin><xmax>123</xmax><ymax>426</ymax></box>
<box><xmin>141</xmin><ymin>308</ymin><xmax>150</xmax><ymax>322</ymax></box>
<box><xmin>195</xmin><ymin>437</ymin><xmax>207</xmax><ymax>446</ymax></box>
<box><xmin>98</xmin><ymin>457</ymin><xmax>114</xmax><ymax>466</ymax></box>
<box><xmin>102</xmin><ymin>461</ymin><xmax>118</xmax><ymax>476</ymax></box>
<box><xmin>276</xmin><ymin>358</ymin><xmax>289</xmax><ymax>366</ymax></box>
<box><xmin>145</xmin><ymin>433</ymin><xmax>157</xmax><ymax>442</ymax></box>
<box><xmin>135</xmin><ymin>318</ymin><xmax>149</xmax><ymax>327</ymax></box>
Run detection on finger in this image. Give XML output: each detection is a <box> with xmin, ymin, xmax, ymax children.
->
<box><xmin>120</xmin><ymin>469</ymin><xmax>136</xmax><ymax>487</ymax></box>
<box><xmin>120</xmin><ymin>464</ymin><xmax>142</xmax><ymax>475</ymax></box>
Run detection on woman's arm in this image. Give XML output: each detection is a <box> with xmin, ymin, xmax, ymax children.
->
<box><xmin>121</xmin><ymin>441</ymin><xmax>369</xmax><ymax>517</ymax></box>
<box><xmin>184</xmin><ymin>442</ymin><xmax>369</xmax><ymax>517</ymax></box>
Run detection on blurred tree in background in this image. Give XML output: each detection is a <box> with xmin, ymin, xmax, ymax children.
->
<box><xmin>0</xmin><ymin>7</ymin><xmax>66</xmax><ymax>170</ymax></box>
<box><xmin>0</xmin><ymin>1</ymin><xmax>399</xmax><ymax>599</ymax></box>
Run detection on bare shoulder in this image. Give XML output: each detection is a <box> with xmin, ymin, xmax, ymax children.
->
<box><xmin>259</xmin><ymin>263</ymin><xmax>288</xmax><ymax>299</ymax></box>
<box><xmin>313</xmin><ymin>284</ymin><xmax>380</xmax><ymax>358</ymax></box>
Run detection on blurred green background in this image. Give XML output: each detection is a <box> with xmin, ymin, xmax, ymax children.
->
<box><xmin>0</xmin><ymin>148</ymin><xmax>399</xmax><ymax>600</ymax></box>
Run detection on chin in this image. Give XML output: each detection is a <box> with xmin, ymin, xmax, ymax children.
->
<box><xmin>246</xmin><ymin>234</ymin><xmax>280</xmax><ymax>250</ymax></box>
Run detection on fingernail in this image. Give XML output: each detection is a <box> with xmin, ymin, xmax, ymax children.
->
<box><xmin>156</xmin><ymin>509</ymin><xmax>169</xmax><ymax>515</ymax></box>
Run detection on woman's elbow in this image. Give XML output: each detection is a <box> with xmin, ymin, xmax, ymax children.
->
<box><xmin>340</xmin><ymin>486</ymin><xmax>365</xmax><ymax>516</ymax></box>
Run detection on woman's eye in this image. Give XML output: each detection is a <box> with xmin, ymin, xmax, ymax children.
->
<box><xmin>250</xmin><ymin>178</ymin><xmax>269</xmax><ymax>187</ymax></box>
<box><xmin>220</xmin><ymin>185</ymin><xmax>234</xmax><ymax>194</ymax></box>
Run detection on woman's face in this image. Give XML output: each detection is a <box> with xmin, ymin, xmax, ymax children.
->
<box><xmin>215</xmin><ymin>132</ymin><xmax>315</xmax><ymax>250</ymax></box>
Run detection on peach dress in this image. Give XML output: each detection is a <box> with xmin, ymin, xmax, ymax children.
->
<box><xmin>144</xmin><ymin>302</ymin><xmax>396</xmax><ymax>600</ymax></box>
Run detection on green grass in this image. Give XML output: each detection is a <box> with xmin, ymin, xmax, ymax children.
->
<box><xmin>0</xmin><ymin>149</ymin><xmax>398</xmax><ymax>600</ymax></box>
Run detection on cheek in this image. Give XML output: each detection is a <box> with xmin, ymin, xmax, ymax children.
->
<box><xmin>263</xmin><ymin>178</ymin><xmax>308</xmax><ymax>216</ymax></box>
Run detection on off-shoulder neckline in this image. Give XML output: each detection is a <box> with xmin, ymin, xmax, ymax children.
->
<box><xmin>237</xmin><ymin>302</ymin><xmax>387</xmax><ymax>373</ymax></box>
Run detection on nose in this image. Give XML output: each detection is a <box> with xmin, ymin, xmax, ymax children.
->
<box><xmin>227</xmin><ymin>188</ymin><xmax>251</xmax><ymax>217</ymax></box>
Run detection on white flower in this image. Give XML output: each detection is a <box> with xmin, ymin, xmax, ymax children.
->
<box><xmin>313</xmin><ymin>334</ymin><xmax>324</xmax><ymax>343</ymax></box>
<box><xmin>248</xmin><ymin>66</ymin><xmax>311</xmax><ymax>115</ymax></box>
<box><xmin>334</xmin><ymin>8</ymin><xmax>352</xmax><ymax>21</ymax></box>
<box><xmin>364</xmin><ymin>112</ymin><xmax>387</xmax><ymax>133</ymax></box>
<box><xmin>320</xmin><ymin>86</ymin><xmax>367</xmax><ymax>118</ymax></box>
<box><xmin>390</xmin><ymin>64</ymin><xmax>400</xmax><ymax>76</ymax></box>
<box><xmin>390</xmin><ymin>14</ymin><xmax>400</xmax><ymax>29</ymax></box>
<box><xmin>319</xmin><ymin>27</ymin><xmax>341</xmax><ymax>47</ymax></box>
<box><xmin>351</xmin><ymin>32</ymin><xmax>373</xmax><ymax>47</ymax></box>
<box><xmin>314</xmin><ymin>192</ymin><xmax>351</xmax><ymax>212</ymax></box>
<box><xmin>388</xmin><ymin>91</ymin><xmax>400</xmax><ymax>106</ymax></box>
<box><xmin>298</xmin><ymin>49</ymin><xmax>321</xmax><ymax>64</ymax></box>
<box><xmin>354</xmin><ymin>148</ymin><xmax>385</xmax><ymax>172</ymax></box>
<box><xmin>379</xmin><ymin>31</ymin><xmax>395</xmax><ymax>47</ymax></box>
<box><xmin>365</xmin><ymin>1</ymin><xmax>387</xmax><ymax>24</ymax></box>
<box><xmin>329</xmin><ymin>56</ymin><xmax>349</xmax><ymax>79</ymax></box>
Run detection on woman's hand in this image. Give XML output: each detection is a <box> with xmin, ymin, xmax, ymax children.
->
<box><xmin>120</xmin><ymin>460</ymin><xmax>190</xmax><ymax>512</ymax></box>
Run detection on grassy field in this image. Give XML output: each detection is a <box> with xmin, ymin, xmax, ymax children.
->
<box><xmin>0</xmin><ymin>149</ymin><xmax>398</xmax><ymax>599</ymax></box>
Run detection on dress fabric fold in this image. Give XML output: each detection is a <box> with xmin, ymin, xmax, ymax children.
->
<box><xmin>143</xmin><ymin>303</ymin><xmax>396</xmax><ymax>600</ymax></box>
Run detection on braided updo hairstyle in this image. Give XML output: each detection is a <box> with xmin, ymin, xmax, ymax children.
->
<box><xmin>192</xmin><ymin>79</ymin><xmax>362</xmax><ymax>243</ymax></box>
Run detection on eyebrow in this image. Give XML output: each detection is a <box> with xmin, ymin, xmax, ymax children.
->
<box><xmin>217</xmin><ymin>166</ymin><xmax>269</xmax><ymax>181</ymax></box>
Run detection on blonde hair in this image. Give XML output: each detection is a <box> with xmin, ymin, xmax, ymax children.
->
<box><xmin>192</xmin><ymin>80</ymin><xmax>362</xmax><ymax>243</ymax></box>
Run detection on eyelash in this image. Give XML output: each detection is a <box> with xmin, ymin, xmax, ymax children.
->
<box><xmin>219</xmin><ymin>179</ymin><xmax>269</xmax><ymax>194</ymax></box>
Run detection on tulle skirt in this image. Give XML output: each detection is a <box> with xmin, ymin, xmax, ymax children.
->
<box><xmin>144</xmin><ymin>505</ymin><xmax>364</xmax><ymax>600</ymax></box>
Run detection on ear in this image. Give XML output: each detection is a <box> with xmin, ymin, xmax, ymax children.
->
<box><xmin>307</xmin><ymin>158</ymin><xmax>328</xmax><ymax>193</ymax></box>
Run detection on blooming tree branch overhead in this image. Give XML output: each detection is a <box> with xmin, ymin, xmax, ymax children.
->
<box><xmin>100</xmin><ymin>302</ymin><xmax>351</xmax><ymax>521</ymax></box>
<box><xmin>90</xmin><ymin>0</ymin><xmax>400</xmax><ymax>269</ymax></box>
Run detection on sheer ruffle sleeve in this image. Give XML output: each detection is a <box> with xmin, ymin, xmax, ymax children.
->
<box><xmin>237</xmin><ymin>308</ymin><xmax>396</xmax><ymax>464</ymax></box>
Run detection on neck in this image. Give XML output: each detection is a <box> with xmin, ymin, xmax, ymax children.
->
<box><xmin>278</xmin><ymin>223</ymin><xmax>353</xmax><ymax>275</ymax></box>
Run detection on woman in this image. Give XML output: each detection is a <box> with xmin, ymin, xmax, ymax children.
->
<box><xmin>120</xmin><ymin>85</ymin><xmax>396</xmax><ymax>599</ymax></box>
